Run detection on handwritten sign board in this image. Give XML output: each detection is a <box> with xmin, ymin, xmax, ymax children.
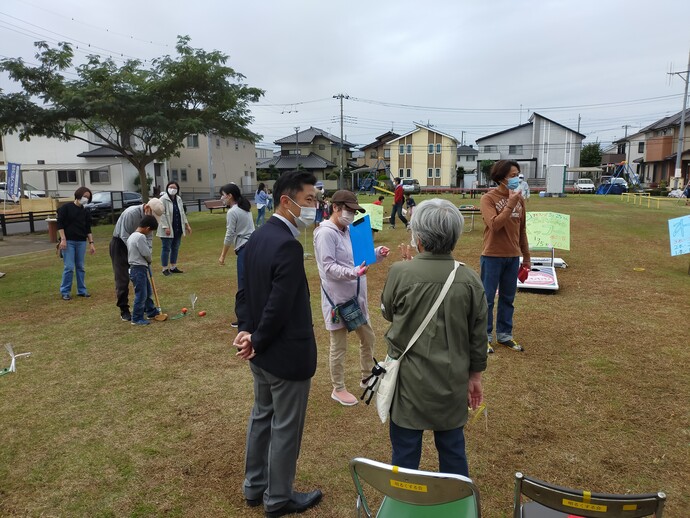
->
<box><xmin>526</xmin><ymin>212</ymin><xmax>570</xmax><ymax>251</ymax></box>
<box><xmin>356</xmin><ymin>203</ymin><xmax>384</xmax><ymax>231</ymax></box>
<box><xmin>668</xmin><ymin>215</ymin><xmax>690</xmax><ymax>256</ymax></box>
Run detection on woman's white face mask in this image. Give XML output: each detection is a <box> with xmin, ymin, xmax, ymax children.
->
<box><xmin>338</xmin><ymin>208</ymin><xmax>355</xmax><ymax>227</ymax></box>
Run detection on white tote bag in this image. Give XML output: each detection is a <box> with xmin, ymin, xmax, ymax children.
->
<box><xmin>376</xmin><ymin>261</ymin><xmax>461</xmax><ymax>423</ymax></box>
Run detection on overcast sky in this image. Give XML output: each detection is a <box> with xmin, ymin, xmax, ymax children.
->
<box><xmin>2</xmin><ymin>0</ymin><xmax>690</xmax><ymax>150</ymax></box>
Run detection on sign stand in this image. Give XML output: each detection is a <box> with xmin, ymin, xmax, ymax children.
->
<box><xmin>519</xmin><ymin>247</ymin><xmax>560</xmax><ymax>291</ymax></box>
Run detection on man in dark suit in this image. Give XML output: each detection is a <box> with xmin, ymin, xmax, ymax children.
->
<box><xmin>234</xmin><ymin>170</ymin><xmax>321</xmax><ymax>517</ymax></box>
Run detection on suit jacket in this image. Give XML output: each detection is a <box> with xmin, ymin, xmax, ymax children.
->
<box><xmin>236</xmin><ymin>216</ymin><xmax>317</xmax><ymax>381</ymax></box>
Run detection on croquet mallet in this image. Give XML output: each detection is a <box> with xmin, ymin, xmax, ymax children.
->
<box><xmin>148</xmin><ymin>267</ymin><xmax>168</xmax><ymax>321</ymax></box>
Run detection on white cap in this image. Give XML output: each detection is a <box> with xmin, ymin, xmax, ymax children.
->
<box><xmin>518</xmin><ymin>174</ymin><xmax>524</xmax><ymax>179</ymax></box>
<box><xmin>145</xmin><ymin>197</ymin><xmax>164</xmax><ymax>222</ymax></box>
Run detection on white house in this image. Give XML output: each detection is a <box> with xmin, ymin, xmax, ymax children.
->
<box><xmin>475</xmin><ymin>113</ymin><xmax>585</xmax><ymax>184</ymax></box>
<box><xmin>1</xmin><ymin>132</ymin><xmax>155</xmax><ymax>197</ymax></box>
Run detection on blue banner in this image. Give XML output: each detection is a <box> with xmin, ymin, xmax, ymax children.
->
<box><xmin>6</xmin><ymin>162</ymin><xmax>21</xmax><ymax>201</ymax></box>
<box><xmin>668</xmin><ymin>215</ymin><xmax>690</xmax><ymax>257</ymax></box>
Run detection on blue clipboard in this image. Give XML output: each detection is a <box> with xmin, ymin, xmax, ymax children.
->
<box><xmin>349</xmin><ymin>215</ymin><xmax>376</xmax><ymax>266</ymax></box>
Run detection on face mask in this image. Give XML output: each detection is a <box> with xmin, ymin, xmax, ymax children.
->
<box><xmin>168</xmin><ymin>188</ymin><xmax>178</xmax><ymax>196</ymax></box>
<box><xmin>79</xmin><ymin>196</ymin><xmax>90</xmax><ymax>205</ymax></box>
<box><xmin>506</xmin><ymin>177</ymin><xmax>520</xmax><ymax>190</ymax></box>
<box><xmin>287</xmin><ymin>197</ymin><xmax>316</xmax><ymax>228</ymax></box>
<box><xmin>338</xmin><ymin>209</ymin><xmax>355</xmax><ymax>227</ymax></box>
<box><xmin>221</xmin><ymin>195</ymin><xmax>228</xmax><ymax>206</ymax></box>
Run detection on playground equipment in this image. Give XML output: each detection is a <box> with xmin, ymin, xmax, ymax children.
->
<box><xmin>596</xmin><ymin>162</ymin><xmax>640</xmax><ymax>195</ymax></box>
<box><xmin>358</xmin><ymin>159</ymin><xmax>396</xmax><ymax>195</ymax></box>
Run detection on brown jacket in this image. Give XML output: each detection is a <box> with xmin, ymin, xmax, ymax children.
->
<box><xmin>480</xmin><ymin>188</ymin><xmax>530</xmax><ymax>263</ymax></box>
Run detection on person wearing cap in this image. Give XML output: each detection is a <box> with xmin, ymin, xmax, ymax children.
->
<box><xmin>518</xmin><ymin>173</ymin><xmax>530</xmax><ymax>200</ymax></box>
<box><xmin>110</xmin><ymin>198</ymin><xmax>165</xmax><ymax>321</ymax></box>
<box><xmin>314</xmin><ymin>190</ymin><xmax>390</xmax><ymax>406</ymax></box>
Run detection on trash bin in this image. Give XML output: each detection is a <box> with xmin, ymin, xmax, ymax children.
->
<box><xmin>46</xmin><ymin>218</ymin><xmax>58</xmax><ymax>243</ymax></box>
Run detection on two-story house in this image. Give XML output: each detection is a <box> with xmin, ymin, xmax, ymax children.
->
<box><xmin>387</xmin><ymin>124</ymin><xmax>459</xmax><ymax>187</ymax></box>
<box><xmin>167</xmin><ymin>133</ymin><xmax>256</xmax><ymax>197</ymax></box>
<box><xmin>358</xmin><ymin>131</ymin><xmax>400</xmax><ymax>169</ymax></box>
<box><xmin>1</xmin><ymin>131</ymin><xmax>156</xmax><ymax>197</ymax></box>
<box><xmin>257</xmin><ymin>127</ymin><xmax>354</xmax><ymax>185</ymax></box>
<box><xmin>636</xmin><ymin>108</ymin><xmax>690</xmax><ymax>187</ymax></box>
<box><xmin>475</xmin><ymin>113</ymin><xmax>585</xmax><ymax>184</ymax></box>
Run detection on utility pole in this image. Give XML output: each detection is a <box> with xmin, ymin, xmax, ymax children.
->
<box><xmin>668</xmin><ymin>50</ymin><xmax>690</xmax><ymax>189</ymax></box>
<box><xmin>461</xmin><ymin>131</ymin><xmax>465</xmax><ymax>146</ymax></box>
<box><xmin>577</xmin><ymin>114</ymin><xmax>581</xmax><ymax>134</ymax></box>
<box><xmin>333</xmin><ymin>94</ymin><xmax>349</xmax><ymax>189</ymax></box>
<box><xmin>294</xmin><ymin>126</ymin><xmax>300</xmax><ymax>169</ymax></box>
<box><xmin>622</xmin><ymin>124</ymin><xmax>631</xmax><ymax>166</ymax></box>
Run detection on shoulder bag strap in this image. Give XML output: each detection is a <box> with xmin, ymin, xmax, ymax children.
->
<box><xmin>398</xmin><ymin>261</ymin><xmax>460</xmax><ymax>361</ymax></box>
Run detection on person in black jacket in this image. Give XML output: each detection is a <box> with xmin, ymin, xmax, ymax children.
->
<box><xmin>234</xmin><ymin>170</ymin><xmax>322</xmax><ymax>517</ymax></box>
<box><xmin>57</xmin><ymin>187</ymin><xmax>95</xmax><ymax>301</ymax></box>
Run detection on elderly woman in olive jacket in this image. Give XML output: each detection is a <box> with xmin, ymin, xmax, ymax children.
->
<box><xmin>381</xmin><ymin>198</ymin><xmax>488</xmax><ymax>477</ymax></box>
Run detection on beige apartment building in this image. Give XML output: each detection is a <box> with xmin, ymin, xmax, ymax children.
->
<box><xmin>388</xmin><ymin>124</ymin><xmax>459</xmax><ymax>187</ymax></box>
<box><xmin>166</xmin><ymin>133</ymin><xmax>257</xmax><ymax>197</ymax></box>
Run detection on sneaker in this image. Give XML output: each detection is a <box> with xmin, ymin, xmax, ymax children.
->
<box><xmin>77</xmin><ymin>293</ymin><xmax>91</xmax><ymax>298</ymax></box>
<box><xmin>162</xmin><ymin>269</ymin><xmax>171</xmax><ymax>276</ymax></box>
<box><xmin>61</xmin><ymin>294</ymin><xmax>71</xmax><ymax>301</ymax></box>
<box><xmin>231</xmin><ymin>321</ymin><xmax>239</xmax><ymax>328</ymax></box>
<box><xmin>131</xmin><ymin>319</ymin><xmax>151</xmax><ymax>326</ymax></box>
<box><xmin>331</xmin><ymin>389</ymin><xmax>358</xmax><ymax>406</ymax></box>
<box><xmin>169</xmin><ymin>267</ymin><xmax>184</xmax><ymax>274</ymax></box>
<box><xmin>498</xmin><ymin>339</ymin><xmax>524</xmax><ymax>352</ymax></box>
<box><xmin>487</xmin><ymin>342</ymin><xmax>495</xmax><ymax>354</ymax></box>
<box><xmin>121</xmin><ymin>311</ymin><xmax>132</xmax><ymax>322</ymax></box>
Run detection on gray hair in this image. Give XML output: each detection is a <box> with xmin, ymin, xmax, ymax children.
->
<box><xmin>410</xmin><ymin>198</ymin><xmax>464</xmax><ymax>254</ymax></box>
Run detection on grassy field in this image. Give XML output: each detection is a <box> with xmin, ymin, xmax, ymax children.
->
<box><xmin>1</xmin><ymin>194</ymin><xmax>689</xmax><ymax>517</ymax></box>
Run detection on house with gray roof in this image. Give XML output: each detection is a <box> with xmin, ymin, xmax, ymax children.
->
<box><xmin>635</xmin><ymin>108</ymin><xmax>690</xmax><ymax>187</ymax></box>
<box><xmin>475</xmin><ymin>113</ymin><xmax>585</xmax><ymax>184</ymax></box>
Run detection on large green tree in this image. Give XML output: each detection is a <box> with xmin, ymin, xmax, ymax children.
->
<box><xmin>0</xmin><ymin>36</ymin><xmax>263</xmax><ymax>201</ymax></box>
<box><xmin>580</xmin><ymin>142</ymin><xmax>602</xmax><ymax>167</ymax></box>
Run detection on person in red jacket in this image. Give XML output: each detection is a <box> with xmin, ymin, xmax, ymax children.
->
<box><xmin>389</xmin><ymin>178</ymin><xmax>409</xmax><ymax>229</ymax></box>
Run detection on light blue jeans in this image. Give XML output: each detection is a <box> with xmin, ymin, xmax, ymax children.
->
<box><xmin>60</xmin><ymin>240</ymin><xmax>87</xmax><ymax>296</ymax></box>
<box><xmin>480</xmin><ymin>255</ymin><xmax>519</xmax><ymax>343</ymax></box>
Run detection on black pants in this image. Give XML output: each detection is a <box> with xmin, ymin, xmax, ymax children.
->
<box><xmin>109</xmin><ymin>236</ymin><xmax>131</xmax><ymax>312</ymax></box>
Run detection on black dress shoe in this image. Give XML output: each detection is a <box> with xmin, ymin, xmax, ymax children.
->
<box><xmin>246</xmin><ymin>497</ymin><xmax>262</xmax><ymax>507</ymax></box>
<box><xmin>265</xmin><ymin>490</ymin><xmax>322</xmax><ymax>517</ymax></box>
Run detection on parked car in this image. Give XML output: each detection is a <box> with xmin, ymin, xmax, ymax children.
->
<box><xmin>573</xmin><ymin>178</ymin><xmax>596</xmax><ymax>193</ymax></box>
<box><xmin>85</xmin><ymin>191</ymin><xmax>143</xmax><ymax>219</ymax></box>
<box><xmin>0</xmin><ymin>182</ymin><xmax>44</xmax><ymax>200</ymax></box>
<box><xmin>596</xmin><ymin>177</ymin><xmax>628</xmax><ymax>195</ymax></box>
<box><xmin>402</xmin><ymin>178</ymin><xmax>421</xmax><ymax>194</ymax></box>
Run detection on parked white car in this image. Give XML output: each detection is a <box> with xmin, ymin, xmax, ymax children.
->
<box><xmin>573</xmin><ymin>178</ymin><xmax>596</xmax><ymax>193</ymax></box>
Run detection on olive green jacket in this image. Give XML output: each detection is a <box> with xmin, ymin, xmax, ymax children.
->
<box><xmin>381</xmin><ymin>253</ymin><xmax>488</xmax><ymax>430</ymax></box>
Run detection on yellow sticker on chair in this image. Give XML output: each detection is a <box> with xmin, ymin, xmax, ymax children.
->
<box><xmin>390</xmin><ymin>479</ymin><xmax>428</xmax><ymax>492</ymax></box>
<box><xmin>562</xmin><ymin>498</ymin><xmax>607</xmax><ymax>512</ymax></box>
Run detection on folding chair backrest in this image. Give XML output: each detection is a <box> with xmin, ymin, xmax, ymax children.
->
<box><xmin>513</xmin><ymin>472</ymin><xmax>666</xmax><ymax>518</ymax></box>
<box><xmin>350</xmin><ymin>457</ymin><xmax>481</xmax><ymax>517</ymax></box>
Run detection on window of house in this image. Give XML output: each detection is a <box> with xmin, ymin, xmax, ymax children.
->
<box><xmin>406</xmin><ymin>144</ymin><xmax>412</xmax><ymax>154</ymax></box>
<box><xmin>180</xmin><ymin>169</ymin><xmax>187</xmax><ymax>182</ymax></box>
<box><xmin>289</xmin><ymin>149</ymin><xmax>301</xmax><ymax>155</ymax></box>
<box><xmin>406</xmin><ymin>169</ymin><xmax>411</xmax><ymax>178</ymax></box>
<box><xmin>319</xmin><ymin>144</ymin><xmax>326</xmax><ymax>150</ymax></box>
<box><xmin>399</xmin><ymin>145</ymin><xmax>404</xmax><ymax>154</ymax></box>
<box><xmin>483</xmin><ymin>145</ymin><xmax>497</xmax><ymax>152</ymax></box>
<box><xmin>187</xmin><ymin>135</ymin><xmax>199</xmax><ymax>148</ymax></box>
<box><xmin>171</xmin><ymin>169</ymin><xmax>179</xmax><ymax>181</ymax></box>
<box><xmin>370</xmin><ymin>151</ymin><xmax>377</xmax><ymax>159</ymax></box>
<box><xmin>216</xmin><ymin>138</ymin><xmax>220</xmax><ymax>148</ymax></box>
<box><xmin>384</xmin><ymin>148</ymin><xmax>390</xmax><ymax>159</ymax></box>
<box><xmin>638</xmin><ymin>142</ymin><xmax>644</xmax><ymax>153</ymax></box>
<box><xmin>466</xmin><ymin>155</ymin><xmax>473</xmax><ymax>162</ymax></box>
<box><xmin>37</xmin><ymin>160</ymin><xmax>45</xmax><ymax>164</ymax></box>
<box><xmin>197</xmin><ymin>169</ymin><xmax>202</xmax><ymax>182</ymax></box>
<box><xmin>509</xmin><ymin>145</ymin><xmax>523</xmax><ymax>155</ymax></box>
<box><xmin>58</xmin><ymin>170</ymin><xmax>77</xmax><ymax>183</ymax></box>
<box><xmin>436</xmin><ymin>143</ymin><xmax>441</xmax><ymax>153</ymax></box>
<box><xmin>89</xmin><ymin>170</ymin><xmax>110</xmax><ymax>184</ymax></box>
<box><xmin>566</xmin><ymin>142</ymin><xmax>571</xmax><ymax>153</ymax></box>
<box><xmin>235</xmin><ymin>138</ymin><xmax>239</xmax><ymax>150</ymax></box>
<box><xmin>399</xmin><ymin>168</ymin><xmax>404</xmax><ymax>177</ymax></box>
<box><xmin>428</xmin><ymin>144</ymin><xmax>434</xmax><ymax>154</ymax></box>
<box><xmin>428</xmin><ymin>168</ymin><xmax>433</xmax><ymax>178</ymax></box>
<box><xmin>435</xmin><ymin>168</ymin><xmax>441</xmax><ymax>178</ymax></box>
